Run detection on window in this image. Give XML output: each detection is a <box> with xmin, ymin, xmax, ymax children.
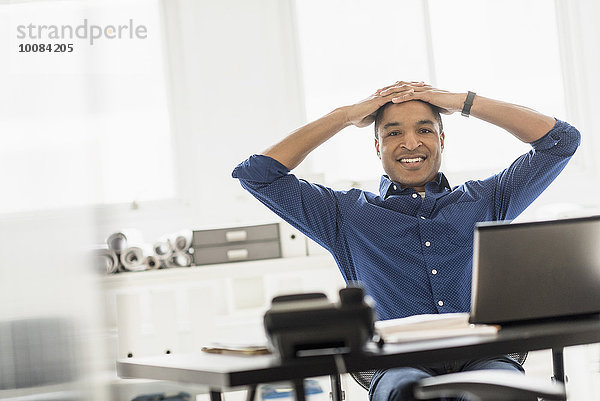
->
<box><xmin>427</xmin><ymin>0</ymin><xmax>566</xmax><ymax>175</ymax></box>
<box><xmin>1</xmin><ymin>0</ymin><xmax>174</xmax><ymax>213</ymax></box>
<box><xmin>294</xmin><ymin>0</ymin><xmax>566</xmax><ymax>187</ymax></box>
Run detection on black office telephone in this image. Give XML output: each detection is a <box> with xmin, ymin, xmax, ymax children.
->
<box><xmin>263</xmin><ymin>287</ymin><xmax>375</xmax><ymax>359</ymax></box>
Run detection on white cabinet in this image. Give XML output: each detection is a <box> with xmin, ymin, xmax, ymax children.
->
<box><xmin>103</xmin><ymin>255</ymin><xmax>343</xmax><ymax>359</ymax></box>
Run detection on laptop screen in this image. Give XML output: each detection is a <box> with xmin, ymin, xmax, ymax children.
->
<box><xmin>469</xmin><ymin>215</ymin><xmax>600</xmax><ymax>324</ymax></box>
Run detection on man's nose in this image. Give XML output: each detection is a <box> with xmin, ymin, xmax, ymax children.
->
<box><xmin>401</xmin><ymin>131</ymin><xmax>422</xmax><ymax>150</ymax></box>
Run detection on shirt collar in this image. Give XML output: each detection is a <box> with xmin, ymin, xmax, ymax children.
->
<box><xmin>379</xmin><ymin>172</ymin><xmax>451</xmax><ymax>199</ymax></box>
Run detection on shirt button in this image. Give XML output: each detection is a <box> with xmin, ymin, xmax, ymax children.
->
<box><xmin>432</xmin><ymin>269</ymin><xmax>437</xmax><ymax>275</ymax></box>
<box><xmin>412</xmin><ymin>193</ymin><xmax>418</xmax><ymax>198</ymax></box>
<box><xmin>438</xmin><ymin>300</ymin><xmax>444</xmax><ymax>306</ymax></box>
<box><xmin>420</xmin><ymin>216</ymin><xmax>426</xmax><ymax>220</ymax></box>
<box><xmin>393</xmin><ymin>185</ymin><xmax>397</xmax><ymax>190</ymax></box>
<box><xmin>425</xmin><ymin>241</ymin><xmax>431</xmax><ymax>247</ymax></box>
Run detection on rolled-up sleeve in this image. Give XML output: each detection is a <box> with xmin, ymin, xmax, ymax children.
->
<box><xmin>232</xmin><ymin>154</ymin><xmax>342</xmax><ymax>252</ymax></box>
<box><xmin>493</xmin><ymin>119</ymin><xmax>581</xmax><ymax>220</ymax></box>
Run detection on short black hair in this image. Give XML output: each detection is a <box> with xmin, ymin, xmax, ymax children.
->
<box><xmin>374</xmin><ymin>100</ymin><xmax>443</xmax><ymax>139</ymax></box>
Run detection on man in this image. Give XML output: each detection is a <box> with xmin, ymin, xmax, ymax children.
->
<box><xmin>232</xmin><ymin>82</ymin><xmax>581</xmax><ymax>401</ymax></box>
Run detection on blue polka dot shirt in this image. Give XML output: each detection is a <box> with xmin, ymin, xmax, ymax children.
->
<box><xmin>232</xmin><ymin>120</ymin><xmax>580</xmax><ymax>320</ymax></box>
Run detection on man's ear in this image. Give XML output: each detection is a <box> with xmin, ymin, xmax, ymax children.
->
<box><xmin>440</xmin><ymin>131</ymin><xmax>445</xmax><ymax>152</ymax></box>
<box><xmin>374</xmin><ymin>137</ymin><xmax>381</xmax><ymax>159</ymax></box>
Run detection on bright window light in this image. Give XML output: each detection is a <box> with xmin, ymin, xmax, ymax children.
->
<box><xmin>428</xmin><ymin>0</ymin><xmax>566</xmax><ymax>176</ymax></box>
<box><xmin>0</xmin><ymin>0</ymin><xmax>175</xmax><ymax>213</ymax></box>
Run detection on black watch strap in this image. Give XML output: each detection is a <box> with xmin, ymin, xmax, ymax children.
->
<box><xmin>461</xmin><ymin>91</ymin><xmax>476</xmax><ymax>117</ymax></box>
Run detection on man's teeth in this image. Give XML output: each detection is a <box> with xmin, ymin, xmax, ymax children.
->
<box><xmin>400</xmin><ymin>157</ymin><xmax>424</xmax><ymax>163</ymax></box>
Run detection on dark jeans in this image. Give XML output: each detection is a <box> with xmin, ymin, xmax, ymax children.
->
<box><xmin>368</xmin><ymin>355</ymin><xmax>524</xmax><ymax>401</ymax></box>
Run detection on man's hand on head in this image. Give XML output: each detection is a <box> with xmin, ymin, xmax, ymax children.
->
<box><xmin>343</xmin><ymin>93</ymin><xmax>393</xmax><ymax>128</ymax></box>
<box><xmin>344</xmin><ymin>81</ymin><xmax>465</xmax><ymax>128</ymax></box>
<box><xmin>377</xmin><ymin>82</ymin><xmax>466</xmax><ymax>115</ymax></box>
<box><xmin>343</xmin><ymin>81</ymin><xmax>429</xmax><ymax>128</ymax></box>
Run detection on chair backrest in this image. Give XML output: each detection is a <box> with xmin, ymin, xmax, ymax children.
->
<box><xmin>349</xmin><ymin>352</ymin><xmax>528</xmax><ymax>391</ymax></box>
<box><xmin>0</xmin><ymin>317</ymin><xmax>78</xmax><ymax>390</ymax></box>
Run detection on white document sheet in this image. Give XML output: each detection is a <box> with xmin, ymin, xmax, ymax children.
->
<box><xmin>376</xmin><ymin>313</ymin><xmax>499</xmax><ymax>343</ymax></box>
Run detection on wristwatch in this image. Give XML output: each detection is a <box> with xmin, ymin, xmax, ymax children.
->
<box><xmin>461</xmin><ymin>91</ymin><xmax>476</xmax><ymax>117</ymax></box>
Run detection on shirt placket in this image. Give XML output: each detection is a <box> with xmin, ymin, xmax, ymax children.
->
<box><xmin>416</xmin><ymin>191</ymin><xmax>446</xmax><ymax>312</ymax></box>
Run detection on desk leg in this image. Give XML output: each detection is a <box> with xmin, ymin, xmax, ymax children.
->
<box><xmin>292</xmin><ymin>379</ymin><xmax>306</xmax><ymax>401</ymax></box>
<box><xmin>210</xmin><ymin>391</ymin><xmax>223</xmax><ymax>401</ymax></box>
<box><xmin>246</xmin><ymin>384</ymin><xmax>257</xmax><ymax>401</ymax></box>
<box><xmin>330</xmin><ymin>373</ymin><xmax>343</xmax><ymax>401</ymax></box>
<box><xmin>552</xmin><ymin>347</ymin><xmax>565</xmax><ymax>383</ymax></box>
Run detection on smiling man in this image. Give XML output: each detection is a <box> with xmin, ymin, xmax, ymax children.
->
<box><xmin>374</xmin><ymin>100</ymin><xmax>445</xmax><ymax>193</ymax></box>
<box><xmin>232</xmin><ymin>82</ymin><xmax>580</xmax><ymax>401</ymax></box>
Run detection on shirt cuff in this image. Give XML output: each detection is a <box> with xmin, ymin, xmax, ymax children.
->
<box><xmin>530</xmin><ymin>119</ymin><xmax>580</xmax><ymax>152</ymax></box>
<box><xmin>231</xmin><ymin>154</ymin><xmax>291</xmax><ymax>182</ymax></box>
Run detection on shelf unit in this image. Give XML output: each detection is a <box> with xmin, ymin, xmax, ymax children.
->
<box><xmin>101</xmin><ymin>254</ymin><xmax>343</xmax><ymax>359</ymax></box>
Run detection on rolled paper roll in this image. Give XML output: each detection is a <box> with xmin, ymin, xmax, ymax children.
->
<box><xmin>95</xmin><ymin>248</ymin><xmax>119</xmax><ymax>274</ymax></box>
<box><xmin>153</xmin><ymin>241</ymin><xmax>173</xmax><ymax>261</ymax></box>
<box><xmin>119</xmin><ymin>247</ymin><xmax>146</xmax><ymax>271</ymax></box>
<box><xmin>173</xmin><ymin>230</ymin><xmax>192</xmax><ymax>252</ymax></box>
<box><xmin>164</xmin><ymin>252</ymin><xmax>193</xmax><ymax>268</ymax></box>
<box><xmin>158</xmin><ymin>230</ymin><xmax>192</xmax><ymax>253</ymax></box>
<box><xmin>106</xmin><ymin>229</ymin><xmax>144</xmax><ymax>253</ymax></box>
<box><xmin>173</xmin><ymin>252</ymin><xmax>193</xmax><ymax>267</ymax></box>
<box><xmin>107</xmin><ymin>232</ymin><xmax>127</xmax><ymax>253</ymax></box>
<box><xmin>144</xmin><ymin>255</ymin><xmax>160</xmax><ymax>270</ymax></box>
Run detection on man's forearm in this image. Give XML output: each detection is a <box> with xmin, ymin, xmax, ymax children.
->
<box><xmin>466</xmin><ymin>95</ymin><xmax>556</xmax><ymax>143</ymax></box>
<box><xmin>262</xmin><ymin>107</ymin><xmax>351</xmax><ymax>170</ymax></box>
<box><xmin>261</xmin><ymin>87</ymin><xmax>398</xmax><ymax>170</ymax></box>
<box><xmin>450</xmin><ymin>95</ymin><xmax>556</xmax><ymax>143</ymax></box>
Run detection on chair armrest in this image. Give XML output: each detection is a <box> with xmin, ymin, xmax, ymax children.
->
<box><xmin>413</xmin><ymin>370</ymin><xmax>566</xmax><ymax>401</ymax></box>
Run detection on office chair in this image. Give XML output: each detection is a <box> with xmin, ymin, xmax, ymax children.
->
<box><xmin>348</xmin><ymin>352</ymin><xmax>566</xmax><ymax>401</ymax></box>
<box><xmin>0</xmin><ymin>317</ymin><xmax>80</xmax><ymax>400</ymax></box>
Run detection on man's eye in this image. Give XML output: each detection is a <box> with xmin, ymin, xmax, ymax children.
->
<box><xmin>420</xmin><ymin>128</ymin><xmax>433</xmax><ymax>134</ymax></box>
<box><xmin>388</xmin><ymin>131</ymin><xmax>401</xmax><ymax>137</ymax></box>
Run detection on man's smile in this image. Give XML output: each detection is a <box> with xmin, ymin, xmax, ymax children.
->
<box><xmin>397</xmin><ymin>155</ymin><xmax>427</xmax><ymax>169</ymax></box>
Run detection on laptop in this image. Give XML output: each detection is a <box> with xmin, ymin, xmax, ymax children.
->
<box><xmin>469</xmin><ymin>215</ymin><xmax>600</xmax><ymax>324</ymax></box>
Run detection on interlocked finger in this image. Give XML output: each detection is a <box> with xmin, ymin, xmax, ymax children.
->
<box><xmin>376</xmin><ymin>81</ymin><xmax>409</xmax><ymax>94</ymax></box>
<box><xmin>376</xmin><ymin>81</ymin><xmax>427</xmax><ymax>94</ymax></box>
<box><xmin>391</xmin><ymin>90</ymin><xmax>422</xmax><ymax>103</ymax></box>
<box><xmin>379</xmin><ymin>83</ymin><xmax>432</xmax><ymax>97</ymax></box>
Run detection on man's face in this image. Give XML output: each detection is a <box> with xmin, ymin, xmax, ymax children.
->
<box><xmin>374</xmin><ymin>101</ymin><xmax>445</xmax><ymax>191</ymax></box>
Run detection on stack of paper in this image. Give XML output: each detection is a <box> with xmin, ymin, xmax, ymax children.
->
<box><xmin>201</xmin><ymin>342</ymin><xmax>271</xmax><ymax>356</ymax></box>
<box><xmin>376</xmin><ymin>313</ymin><xmax>498</xmax><ymax>343</ymax></box>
